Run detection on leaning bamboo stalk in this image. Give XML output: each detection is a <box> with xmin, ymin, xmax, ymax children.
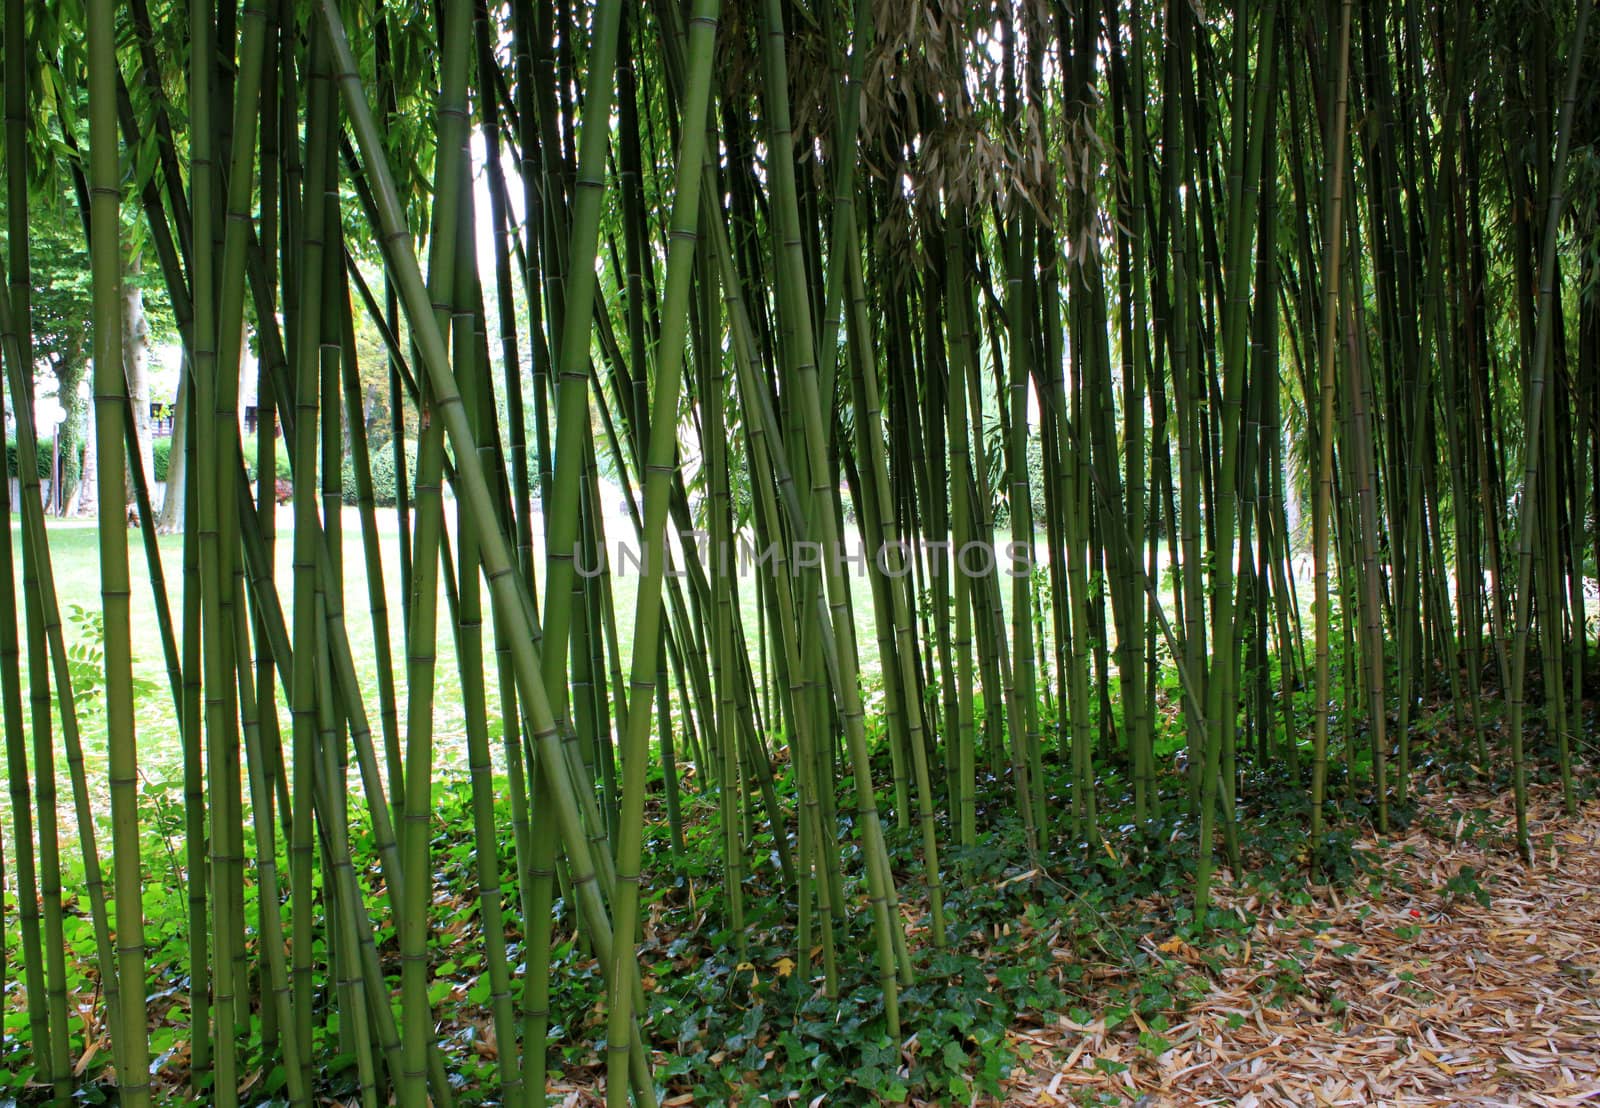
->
<box><xmin>1</xmin><ymin>0</ymin><xmax>57</xmax><ymax>1083</ymax></box>
<box><xmin>0</xmin><ymin>270</ymin><xmax>128</xmax><ymax>1086</ymax></box>
<box><xmin>230</xmin><ymin>582</ymin><xmax>309</xmax><ymax>1105</ymax></box>
<box><xmin>604</xmin><ymin>0</ymin><xmax>720</xmax><ymax>1096</ymax></box>
<box><xmin>449</xmin><ymin>173</ymin><xmax>527</xmax><ymax>1099</ymax></box>
<box><xmin>705</xmin><ymin>173</ymin><xmax>841</xmax><ymax>996</ymax></box>
<box><xmin>311</xmin><ymin>603</ymin><xmax>382</xmax><ymax>1107</ymax></box>
<box><xmin>537</xmin><ymin>0</ymin><xmax>624</xmax><ymax>741</ymax></box>
<box><xmin>843</xmin><ymin>204</ymin><xmax>946</xmax><ymax>941</ymax></box>
<box><xmin>318</xmin><ymin>4</ymin><xmax>656</xmax><ymax>1102</ymax></box>
<box><xmin>757</xmin><ymin>0</ymin><xmax>910</xmax><ymax>1025</ymax></box>
<box><xmin>337</xmin><ymin>255</ymin><xmax>403</xmax><ymax>835</ymax></box>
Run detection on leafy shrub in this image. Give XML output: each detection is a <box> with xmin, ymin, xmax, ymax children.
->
<box><xmin>989</xmin><ymin>434</ymin><xmax>1048</xmax><ymax>528</ymax></box>
<box><xmin>240</xmin><ymin>437</ymin><xmax>293</xmax><ymax>484</ymax></box>
<box><xmin>5</xmin><ymin>437</ymin><xmax>44</xmax><ymax>480</ymax></box>
<box><xmin>341</xmin><ymin>439</ymin><xmax>418</xmax><ymax>507</ymax></box>
<box><xmin>150</xmin><ymin>436</ymin><xmax>293</xmax><ymax>486</ymax></box>
<box><xmin>6</xmin><ymin>435</ymin><xmax>84</xmax><ymax>484</ymax></box>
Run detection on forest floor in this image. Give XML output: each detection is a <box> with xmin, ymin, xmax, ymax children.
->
<box><xmin>1007</xmin><ymin>784</ymin><xmax>1600</xmax><ymax>1107</ymax></box>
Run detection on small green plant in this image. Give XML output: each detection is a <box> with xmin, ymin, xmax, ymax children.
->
<box><xmin>59</xmin><ymin>604</ymin><xmax>159</xmax><ymax>716</ymax></box>
<box><xmin>1267</xmin><ymin>956</ymin><xmax>1305</xmax><ymax>1007</ymax></box>
<box><xmin>1442</xmin><ymin>864</ymin><xmax>1492</xmax><ymax>908</ymax></box>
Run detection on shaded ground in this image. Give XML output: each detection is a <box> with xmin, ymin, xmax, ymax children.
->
<box><xmin>1008</xmin><ymin>786</ymin><xmax>1600</xmax><ymax>1106</ymax></box>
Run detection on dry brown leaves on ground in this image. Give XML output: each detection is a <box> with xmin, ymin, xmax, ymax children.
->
<box><xmin>1007</xmin><ymin>786</ymin><xmax>1600</xmax><ymax>1107</ymax></box>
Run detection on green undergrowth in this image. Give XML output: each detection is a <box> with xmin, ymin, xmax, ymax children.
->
<box><xmin>9</xmin><ymin>680</ymin><xmax>1589</xmax><ymax>1105</ymax></box>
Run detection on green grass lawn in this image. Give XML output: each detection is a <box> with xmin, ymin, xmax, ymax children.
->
<box><xmin>3</xmin><ymin>503</ymin><xmax>1211</xmax><ymax>761</ymax></box>
<box><xmin>6</xmin><ymin>499</ymin><xmax>1222</xmax><ymax>847</ymax></box>
<box><xmin>2</xmin><ymin>505</ymin><xmax>919</xmax><ymax>828</ymax></box>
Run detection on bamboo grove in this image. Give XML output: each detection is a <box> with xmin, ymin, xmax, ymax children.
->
<box><xmin>0</xmin><ymin>0</ymin><xmax>1597</xmax><ymax>1101</ymax></box>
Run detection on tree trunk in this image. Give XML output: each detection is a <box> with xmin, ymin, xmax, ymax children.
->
<box><xmin>74</xmin><ymin>402</ymin><xmax>96</xmax><ymax>517</ymax></box>
<box><xmin>122</xmin><ymin>262</ymin><xmax>152</xmax><ymax>508</ymax></box>
<box><xmin>157</xmin><ymin>364</ymin><xmax>188</xmax><ymax>532</ymax></box>
<box><xmin>49</xmin><ymin>326</ymin><xmax>90</xmax><ymax>514</ymax></box>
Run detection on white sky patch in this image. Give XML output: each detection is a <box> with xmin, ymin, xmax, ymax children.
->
<box><xmin>469</xmin><ymin>129</ymin><xmax>528</xmax><ymax>279</ymax></box>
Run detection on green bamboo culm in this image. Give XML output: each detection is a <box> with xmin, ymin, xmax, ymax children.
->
<box><xmin>605</xmin><ymin>0</ymin><xmax>722</xmax><ymax>1099</ymax></box>
<box><xmin>87</xmin><ymin>0</ymin><xmax>152</xmax><ymax>1097</ymax></box>
<box><xmin>0</xmin><ymin>0</ymin><xmax>54</xmax><ymax>1089</ymax></box>
<box><xmin>756</xmin><ymin>0</ymin><xmax>908</xmax><ymax>1034</ymax></box>
<box><xmin>1311</xmin><ymin>0</ymin><xmax>1356</xmax><ymax>847</ymax></box>
<box><xmin>319</xmin><ymin>0</ymin><xmax>651</xmax><ymax>1100</ymax></box>
<box><xmin>1503</xmin><ymin>0</ymin><xmax>1593</xmax><ymax>862</ymax></box>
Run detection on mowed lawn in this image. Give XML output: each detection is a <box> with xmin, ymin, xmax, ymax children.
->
<box><xmin>2</xmin><ymin>497</ymin><xmax>1234</xmax><ymax>807</ymax></box>
<box><xmin>2</xmin><ymin>502</ymin><xmax>929</xmax><ymax>834</ymax></box>
<box><xmin>3</xmin><ymin>492</ymin><xmax>1267</xmax><ymax>873</ymax></box>
<box><xmin>5</xmin><ymin>506</ymin><xmax>491</xmax><ymax>828</ymax></box>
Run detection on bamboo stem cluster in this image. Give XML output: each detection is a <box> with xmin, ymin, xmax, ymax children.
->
<box><xmin>0</xmin><ymin>0</ymin><xmax>1596</xmax><ymax>1101</ymax></box>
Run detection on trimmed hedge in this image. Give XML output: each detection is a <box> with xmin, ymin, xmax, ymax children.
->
<box><xmin>241</xmin><ymin>437</ymin><xmax>294</xmax><ymax>484</ymax></box>
<box><xmin>5</xmin><ymin>438</ymin><xmax>48</xmax><ymax>480</ymax></box>
<box><xmin>149</xmin><ymin>436</ymin><xmax>293</xmax><ymax>485</ymax></box>
<box><xmin>6</xmin><ymin>436</ymin><xmax>84</xmax><ymax>486</ymax></box>
<box><xmin>341</xmin><ymin>440</ymin><xmax>418</xmax><ymax>508</ymax></box>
